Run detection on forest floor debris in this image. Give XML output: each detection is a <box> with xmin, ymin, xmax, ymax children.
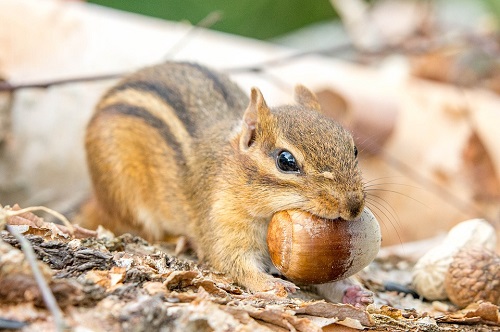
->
<box><xmin>0</xmin><ymin>207</ymin><xmax>499</xmax><ymax>331</ymax></box>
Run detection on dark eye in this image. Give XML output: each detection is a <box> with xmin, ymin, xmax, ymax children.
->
<box><xmin>276</xmin><ymin>150</ymin><xmax>300</xmax><ymax>173</ymax></box>
<box><xmin>354</xmin><ymin>146</ymin><xmax>358</xmax><ymax>158</ymax></box>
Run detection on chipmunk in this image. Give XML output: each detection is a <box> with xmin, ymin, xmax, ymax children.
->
<box><xmin>80</xmin><ymin>62</ymin><xmax>371</xmax><ymax>305</ymax></box>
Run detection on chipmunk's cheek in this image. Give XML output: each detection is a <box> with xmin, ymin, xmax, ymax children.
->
<box><xmin>305</xmin><ymin>192</ymin><xmax>341</xmax><ymax>220</ymax></box>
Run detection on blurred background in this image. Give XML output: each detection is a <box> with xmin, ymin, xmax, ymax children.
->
<box><xmin>86</xmin><ymin>0</ymin><xmax>499</xmax><ymax>41</ymax></box>
<box><xmin>87</xmin><ymin>0</ymin><xmax>339</xmax><ymax>40</ymax></box>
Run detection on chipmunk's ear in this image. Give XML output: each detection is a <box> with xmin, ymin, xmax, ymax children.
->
<box><xmin>294</xmin><ymin>84</ymin><xmax>321</xmax><ymax>111</ymax></box>
<box><xmin>240</xmin><ymin>87</ymin><xmax>270</xmax><ymax>150</ymax></box>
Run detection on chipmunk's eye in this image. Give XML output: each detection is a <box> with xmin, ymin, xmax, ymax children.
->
<box><xmin>276</xmin><ymin>150</ymin><xmax>300</xmax><ymax>173</ymax></box>
<box><xmin>354</xmin><ymin>146</ymin><xmax>358</xmax><ymax>158</ymax></box>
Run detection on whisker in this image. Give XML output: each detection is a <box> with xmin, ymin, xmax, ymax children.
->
<box><xmin>380</xmin><ymin>150</ymin><xmax>483</xmax><ymax>217</ymax></box>
<box><xmin>364</xmin><ymin>188</ymin><xmax>428</xmax><ymax>208</ymax></box>
<box><xmin>363</xmin><ymin>176</ymin><xmax>406</xmax><ymax>185</ymax></box>
<box><xmin>366</xmin><ymin>195</ymin><xmax>401</xmax><ymax>230</ymax></box>
<box><xmin>354</xmin><ymin>132</ymin><xmax>388</xmax><ymax>154</ymax></box>
<box><xmin>365</xmin><ymin>198</ymin><xmax>396</xmax><ymax>229</ymax></box>
<box><xmin>365</xmin><ymin>198</ymin><xmax>404</xmax><ymax>248</ymax></box>
<box><xmin>364</xmin><ymin>182</ymin><xmax>423</xmax><ymax>190</ymax></box>
<box><xmin>365</xmin><ymin>201</ymin><xmax>390</xmax><ymax>235</ymax></box>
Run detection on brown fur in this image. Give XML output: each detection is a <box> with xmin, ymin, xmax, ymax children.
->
<box><xmin>79</xmin><ymin>62</ymin><xmax>365</xmax><ymax>294</ymax></box>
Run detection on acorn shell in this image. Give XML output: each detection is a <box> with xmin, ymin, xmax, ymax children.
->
<box><xmin>411</xmin><ymin>219</ymin><xmax>497</xmax><ymax>301</ymax></box>
<box><xmin>267</xmin><ymin>208</ymin><xmax>381</xmax><ymax>284</ymax></box>
<box><xmin>444</xmin><ymin>246</ymin><xmax>500</xmax><ymax>308</ymax></box>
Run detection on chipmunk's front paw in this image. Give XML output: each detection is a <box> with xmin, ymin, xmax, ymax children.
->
<box><xmin>249</xmin><ymin>276</ymin><xmax>299</xmax><ymax>298</ymax></box>
<box><xmin>268</xmin><ymin>277</ymin><xmax>299</xmax><ymax>296</ymax></box>
<box><xmin>342</xmin><ymin>285</ymin><xmax>373</xmax><ymax>307</ymax></box>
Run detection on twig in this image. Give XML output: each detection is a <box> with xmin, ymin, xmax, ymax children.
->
<box><xmin>225</xmin><ymin>43</ymin><xmax>353</xmax><ymax>74</ymax></box>
<box><xmin>6</xmin><ymin>225</ymin><xmax>67</xmax><ymax>332</ymax></box>
<box><xmin>0</xmin><ymin>38</ymin><xmax>461</xmax><ymax>93</ymax></box>
<box><xmin>164</xmin><ymin>10</ymin><xmax>223</xmax><ymax>59</ymax></box>
<box><xmin>0</xmin><ymin>43</ymin><xmax>354</xmax><ymax>93</ymax></box>
<box><xmin>0</xmin><ymin>73</ymin><xmax>122</xmax><ymax>92</ymax></box>
<box><xmin>1</xmin><ymin>205</ymin><xmax>75</xmax><ymax>235</ymax></box>
<box><xmin>0</xmin><ymin>10</ymin><xmax>224</xmax><ymax>93</ymax></box>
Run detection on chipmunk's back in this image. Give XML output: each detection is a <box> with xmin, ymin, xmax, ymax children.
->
<box><xmin>99</xmin><ymin>62</ymin><xmax>248</xmax><ymax>136</ymax></box>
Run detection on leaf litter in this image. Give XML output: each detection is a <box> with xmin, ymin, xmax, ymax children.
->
<box><xmin>0</xmin><ymin>205</ymin><xmax>499</xmax><ymax>331</ymax></box>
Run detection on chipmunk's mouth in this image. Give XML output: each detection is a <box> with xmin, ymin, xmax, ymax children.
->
<box><xmin>287</xmin><ymin>208</ymin><xmax>363</xmax><ymax>223</ymax></box>
<box><xmin>279</xmin><ymin>209</ymin><xmax>340</xmax><ymax>222</ymax></box>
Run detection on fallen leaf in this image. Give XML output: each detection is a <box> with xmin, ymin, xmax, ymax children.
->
<box><xmin>295</xmin><ymin>301</ymin><xmax>374</xmax><ymax>327</ymax></box>
<box><xmin>6</xmin><ymin>204</ymin><xmax>97</xmax><ymax>239</ymax></box>
<box><xmin>143</xmin><ymin>281</ymin><xmax>168</xmax><ymax>296</ymax></box>
<box><xmin>437</xmin><ymin>301</ymin><xmax>500</xmax><ymax>325</ymax></box>
<box><xmin>232</xmin><ymin>305</ymin><xmax>322</xmax><ymax>332</ymax></box>
<box><xmin>85</xmin><ymin>266</ymin><xmax>126</xmax><ymax>291</ymax></box>
<box><xmin>462</xmin><ymin>131</ymin><xmax>500</xmax><ymax>203</ymax></box>
<box><xmin>163</xmin><ymin>270</ymin><xmax>200</xmax><ymax>290</ymax></box>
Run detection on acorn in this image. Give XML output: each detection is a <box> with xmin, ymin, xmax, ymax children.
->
<box><xmin>444</xmin><ymin>246</ymin><xmax>500</xmax><ymax>308</ymax></box>
<box><xmin>266</xmin><ymin>208</ymin><xmax>381</xmax><ymax>284</ymax></box>
<box><xmin>412</xmin><ymin>219</ymin><xmax>497</xmax><ymax>302</ymax></box>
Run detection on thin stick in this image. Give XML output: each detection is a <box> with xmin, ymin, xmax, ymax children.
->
<box><xmin>6</xmin><ymin>206</ymin><xmax>75</xmax><ymax>235</ymax></box>
<box><xmin>0</xmin><ymin>43</ymin><xmax>353</xmax><ymax>93</ymax></box>
<box><xmin>6</xmin><ymin>225</ymin><xmax>66</xmax><ymax>332</ymax></box>
<box><xmin>0</xmin><ymin>73</ymin><xmax>122</xmax><ymax>92</ymax></box>
<box><xmin>164</xmin><ymin>10</ymin><xmax>223</xmax><ymax>59</ymax></box>
<box><xmin>0</xmin><ymin>11</ymin><xmax>224</xmax><ymax>93</ymax></box>
<box><xmin>225</xmin><ymin>43</ymin><xmax>353</xmax><ymax>74</ymax></box>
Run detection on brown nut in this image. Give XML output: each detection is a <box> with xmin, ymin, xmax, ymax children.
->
<box><xmin>267</xmin><ymin>208</ymin><xmax>381</xmax><ymax>284</ymax></box>
<box><xmin>444</xmin><ymin>246</ymin><xmax>500</xmax><ymax>308</ymax></box>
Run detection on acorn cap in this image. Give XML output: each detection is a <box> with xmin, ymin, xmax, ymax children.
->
<box><xmin>411</xmin><ymin>219</ymin><xmax>497</xmax><ymax>301</ymax></box>
<box><xmin>444</xmin><ymin>246</ymin><xmax>500</xmax><ymax>308</ymax></box>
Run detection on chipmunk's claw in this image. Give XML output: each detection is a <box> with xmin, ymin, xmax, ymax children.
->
<box><xmin>342</xmin><ymin>285</ymin><xmax>373</xmax><ymax>308</ymax></box>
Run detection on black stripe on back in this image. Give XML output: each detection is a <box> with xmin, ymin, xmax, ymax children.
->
<box><xmin>187</xmin><ymin>63</ymin><xmax>236</xmax><ymax>108</ymax></box>
<box><xmin>101</xmin><ymin>103</ymin><xmax>186</xmax><ymax>166</ymax></box>
<box><xmin>111</xmin><ymin>81</ymin><xmax>196</xmax><ymax>133</ymax></box>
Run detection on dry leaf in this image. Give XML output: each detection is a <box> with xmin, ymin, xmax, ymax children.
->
<box><xmin>143</xmin><ymin>281</ymin><xmax>168</xmax><ymax>296</ymax></box>
<box><xmin>462</xmin><ymin>131</ymin><xmax>500</xmax><ymax>204</ymax></box>
<box><xmin>462</xmin><ymin>302</ymin><xmax>500</xmax><ymax>323</ymax></box>
<box><xmin>438</xmin><ymin>302</ymin><xmax>500</xmax><ymax>325</ymax></box>
<box><xmin>85</xmin><ymin>267</ymin><xmax>126</xmax><ymax>291</ymax></box>
<box><xmin>370</xmin><ymin>305</ymin><xmax>405</xmax><ymax>320</ymax></box>
<box><xmin>235</xmin><ymin>305</ymin><xmax>322</xmax><ymax>332</ymax></box>
<box><xmin>163</xmin><ymin>270</ymin><xmax>200</xmax><ymax>290</ymax></box>
<box><xmin>411</xmin><ymin>47</ymin><xmax>500</xmax><ymax>93</ymax></box>
<box><xmin>334</xmin><ymin>317</ymin><xmax>365</xmax><ymax>330</ymax></box>
<box><xmin>295</xmin><ymin>301</ymin><xmax>374</xmax><ymax>327</ymax></box>
<box><xmin>7</xmin><ymin>204</ymin><xmax>97</xmax><ymax>239</ymax></box>
<box><xmin>322</xmin><ymin>323</ymin><xmax>362</xmax><ymax>332</ymax></box>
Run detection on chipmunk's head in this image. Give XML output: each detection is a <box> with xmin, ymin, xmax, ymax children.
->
<box><xmin>237</xmin><ymin>85</ymin><xmax>364</xmax><ymax>221</ymax></box>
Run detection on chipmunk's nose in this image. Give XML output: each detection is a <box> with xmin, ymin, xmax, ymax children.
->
<box><xmin>341</xmin><ymin>191</ymin><xmax>365</xmax><ymax>220</ymax></box>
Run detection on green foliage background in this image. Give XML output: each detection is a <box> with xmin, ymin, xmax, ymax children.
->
<box><xmin>87</xmin><ymin>0</ymin><xmax>338</xmax><ymax>40</ymax></box>
<box><xmin>88</xmin><ymin>0</ymin><xmax>500</xmax><ymax>40</ymax></box>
